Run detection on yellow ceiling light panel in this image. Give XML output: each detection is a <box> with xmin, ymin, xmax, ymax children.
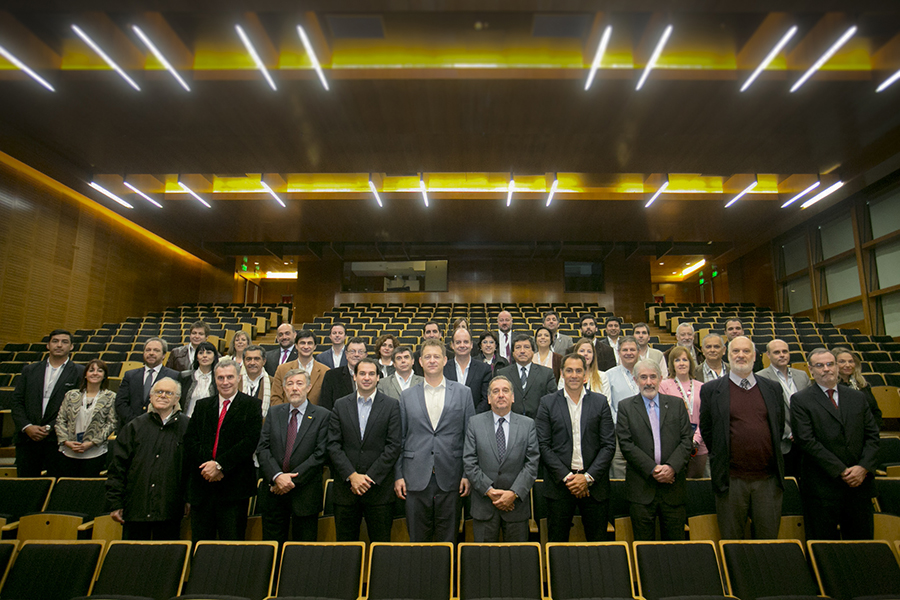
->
<box><xmin>753</xmin><ymin>174</ymin><xmax>781</xmax><ymax>193</ymax></box>
<box><xmin>286</xmin><ymin>173</ymin><xmax>370</xmax><ymax>192</ymax></box>
<box><xmin>61</xmin><ymin>37</ymin><xmax>113</xmax><ymax>70</ymax></box>
<box><xmin>383</xmin><ymin>175</ymin><xmax>424</xmax><ymax>192</ymax></box>
<box><xmin>213</xmin><ymin>174</ymin><xmax>263</xmax><ymax>193</ymax></box>
<box><xmin>507</xmin><ymin>175</ymin><xmax>547</xmax><ymax>192</ymax></box>
<box><xmin>665</xmin><ymin>174</ymin><xmax>724</xmax><ymax>194</ymax></box>
<box><xmin>424</xmin><ymin>172</ymin><xmax>510</xmax><ymax>192</ymax></box>
<box><xmin>816</xmin><ymin>37</ymin><xmax>871</xmax><ymax>71</ymax></box>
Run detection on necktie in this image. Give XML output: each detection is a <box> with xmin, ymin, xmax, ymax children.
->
<box><xmin>283</xmin><ymin>408</ymin><xmax>299</xmax><ymax>472</ymax></box>
<box><xmin>648</xmin><ymin>400</ymin><xmax>661</xmax><ymax>464</ymax></box>
<box><xmin>505</xmin><ymin>335</ymin><xmax>511</xmax><ymax>359</ymax></box>
<box><xmin>143</xmin><ymin>368</ymin><xmax>155</xmax><ymax>401</ymax></box>
<box><xmin>521</xmin><ymin>366</ymin><xmax>528</xmax><ymax>389</ymax></box>
<box><xmin>281</xmin><ymin>349</ymin><xmax>289</xmax><ymax>364</ymax></box>
<box><xmin>496</xmin><ymin>417</ymin><xmax>506</xmax><ymax>462</ymax></box>
<box><xmin>827</xmin><ymin>388</ymin><xmax>838</xmax><ymax>410</ymax></box>
<box><xmin>212</xmin><ymin>399</ymin><xmax>231</xmax><ymax>459</ymax></box>
<box><xmin>740</xmin><ymin>378</ymin><xmax>750</xmax><ymax>390</ymax></box>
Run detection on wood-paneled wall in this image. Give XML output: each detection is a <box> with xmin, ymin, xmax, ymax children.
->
<box><xmin>0</xmin><ymin>157</ymin><xmax>234</xmax><ymax>347</ymax></box>
<box><xmin>285</xmin><ymin>251</ymin><xmax>652</xmax><ymax>327</ymax></box>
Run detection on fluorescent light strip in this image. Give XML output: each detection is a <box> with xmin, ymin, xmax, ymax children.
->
<box><xmin>644</xmin><ymin>180</ymin><xmax>669</xmax><ymax>207</ymax></box>
<box><xmin>682</xmin><ymin>259</ymin><xmax>706</xmax><ymax>277</ymax></box>
<box><xmin>123</xmin><ymin>181</ymin><xmax>163</xmax><ymax>208</ymax></box>
<box><xmin>71</xmin><ymin>25</ymin><xmax>141</xmax><ymax>91</ymax></box>
<box><xmin>584</xmin><ymin>25</ymin><xmax>613</xmax><ymax>91</ymax></box>
<box><xmin>178</xmin><ymin>181</ymin><xmax>212</xmax><ymax>208</ymax></box>
<box><xmin>260</xmin><ymin>181</ymin><xmax>286</xmax><ymax>207</ymax></box>
<box><xmin>636</xmin><ymin>24</ymin><xmax>673</xmax><ymax>91</ymax></box>
<box><xmin>740</xmin><ymin>26</ymin><xmax>797</xmax><ymax>92</ymax></box>
<box><xmin>724</xmin><ymin>180</ymin><xmax>759</xmax><ymax>208</ymax></box>
<box><xmin>790</xmin><ymin>25</ymin><xmax>857</xmax><ymax>93</ymax></box>
<box><xmin>419</xmin><ymin>179</ymin><xmax>429</xmax><ymax>207</ymax></box>
<box><xmin>780</xmin><ymin>181</ymin><xmax>820</xmax><ymax>208</ymax></box>
<box><xmin>801</xmin><ymin>181</ymin><xmax>844</xmax><ymax>209</ymax></box>
<box><xmin>297</xmin><ymin>25</ymin><xmax>329</xmax><ymax>91</ymax></box>
<box><xmin>235</xmin><ymin>25</ymin><xmax>277</xmax><ymax>91</ymax></box>
<box><xmin>545</xmin><ymin>178</ymin><xmax>559</xmax><ymax>207</ymax></box>
<box><xmin>0</xmin><ymin>44</ymin><xmax>55</xmax><ymax>91</ymax></box>
<box><xmin>131</xmin><ymin>25</ymin><xmax>191</xmax><ymax>92</ymax></box>
<box><xmin>368</xmin><ymin>181</ymin><xmax>383</xmax><ymax>207</ymax></box>
<box><xmin>89</xmin><ymin>182</ymin><xmax>134</xmax><ymax>209</ymax></box>
<box><xmin>876</xmin><ymin>68</ymin><xmax>900</xmax><ymax>93</ymax></box>
<box><xmin>506</xmin><ymin>180</ymin><xmax>515</xmax><ymax>207</ymax></box>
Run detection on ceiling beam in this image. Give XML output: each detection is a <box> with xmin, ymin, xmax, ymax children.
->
<box><xmin>0</xmin><ymin>11</ymin><xmax>61</xmax><ymax>75</ymax></box>
<box><xmin>136</xmin><ymin>12</ymin><xmax>194</xmax><ymax>71</ymax></box>
<box><xmin>736</xmin><ymin>12</ymin><xmax>794</xmax><ymax>78</ymax></box>
<box><xmin>786</xmin><ymin>12</ymin><xmax>866</xmax><ymax>83</ymax></box>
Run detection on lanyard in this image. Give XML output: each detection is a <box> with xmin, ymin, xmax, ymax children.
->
<box><xmin>674</xmin><ymin>378</ymin><xmax>694</xmax><ymax>415</ymax></box>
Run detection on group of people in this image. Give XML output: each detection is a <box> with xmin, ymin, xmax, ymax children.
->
<box><xmin>8</xmin><ymin>308</ymin><xmax>883</xmax><ymax>545</ymax></box>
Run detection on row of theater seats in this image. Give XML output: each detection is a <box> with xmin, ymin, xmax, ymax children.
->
<box><xmin>1</xmin><ymin>538</ymin><xmax>899</xmax><ymax>600</ymax></box>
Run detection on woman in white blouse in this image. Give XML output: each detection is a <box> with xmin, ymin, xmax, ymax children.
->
<box><xmin>180</xmin><ymin>341</ymin><xmax>218</xmax><ymax>417</ymax></box>
<box><xmin>658</xmin><ymin>345</ymin><xmax>708</xmax><ymax>478</ymax></box>
<box><xmin>534</xmin><ymin>326</ymin><xmax>562</xmax><ymax>381</ymax></box>
<box><xmin>56</xmin><ymin>358</ymin><xmax>117</xmax><ymax>477</ymax></box>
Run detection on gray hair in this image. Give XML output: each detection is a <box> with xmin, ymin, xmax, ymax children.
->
<box><xmin>148</xmin><ymin>377</ymin><xmax>182</xmax><ymax>413</ymax></box>
<box><xmin>618</xmin><ymin>335</ymin><xmax>638</xmax><ymax>351</ymax></box>
<box><xmin>282</xmin><ymin>368</ymin><xmax>311</xmax><ymax>388</ymax></box>
<box><xmin>214</xmin><ymin>357</ymin><xmax>240</xmax><ymax>376</ymax></box>
<box><xmin>807</xmin><ymin>347</ymin><xmax>833</xmax><ymax>364</ymax></box>
<box><xmin>488</xmin><ymin>375</ymin><xmax>514</xmax><ymax>394</ymax></box>
<box><xmin>244</xmin><ymin>344</ymin><xmax>265</xmax><ymax>358</ymax></box>
<box><xmin>144</xmin><ymin>337</ymin><xmax>168</xmax><ymax>353</ymax></box>
<box><xmin>701</xmin><ymin>333</ymin><xmax>725</xmax><ymax>347</ymax></box>
<box><xmin>632</xmin><ymin>359</ymin><xmax>662</xmax><ymax>379</ymax></box>
<box><xmin>676</xmin><ymin>322</ymin><xmax>695</xmax><ymax>334</ymax></box>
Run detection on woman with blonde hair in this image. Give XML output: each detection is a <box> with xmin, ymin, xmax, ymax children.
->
<box><xmin>659</xmin><ymin>346</ymin><xmax>708</xmax><ymax>478</ymax></box>
<box><xmin>56</xmin><ymin>358</ymin><xmax>117</xmax><ymax>477</ymax></box>
<box><xmin>559</xmin><ymin>338</ymin><xmax>610</xmax><ymax>397</ymax></box>
<box><xmin>832</xmin><ymin>346</ymin><xmax>882</xmax><ymax>429</ymax></box>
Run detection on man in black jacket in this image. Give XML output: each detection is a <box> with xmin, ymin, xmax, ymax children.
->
<box><xmin>107</xmin><ymin>377</ymin><xmax>190</xmax><ymax>540</ymax></box>
<box><xmin>319</xmin><ymin>337</ymin><xmax>368</xmax><ymax>411</ymax></box>
<box><xmin>11</xmin><ymin>329</ymin><xmax>84</xmax><ymax>476</ymax></box>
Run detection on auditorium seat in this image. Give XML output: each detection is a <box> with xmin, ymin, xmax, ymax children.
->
<box><xmin>634</xmin><ymin>541</ymin><xmax>725</xmax><ymax>600</ymax></box>
<box><xmin>719</xmin><ymin>540</ymin><xmax>818</xmax><ymax>600</ymax></box>
<box><xmin>808</xmin><ymin>540</ymin><xmax>900</xmax><ymax>600</ymax></box>
<box><xmin>458</xmin><ymin>543</ymin><xmax>543</xmax><ymax>600</ymax></box>
<box><xmin>0</xmin><ymin>478</ymin><xmax>54</xmax><ymax>535</ymax></box>
<box><xmin>546</xmin><ymin>542</ymin><xmax>638</xmax><ymax>600</ymax></box>
<box><xmin>16</xmin><ymin>478</ymin><xmax>107</xmax><ymax>541</ymax></box>
<box><xmin>367</xmin><ymin>543</ymin><xmax>453</xmax><ymax>600</ymax></box>
<box><xmin>175</xmin><ymin>541</ymin><xmax>278</xmax><ymax>600</ymax></box>
<box><xmin>274</xmin><ymin>542</ymin><xmax>364</xmax><ymax>600</ymax></box>
<box><xmin>0</xmin><ymin>540</ymin><xmax>103</xmax><ymax>600</ymax></box>
<box><xmin>78</xmin><ymin>540</ymin><xmax>190</xmax><ymax>600</ymax></box>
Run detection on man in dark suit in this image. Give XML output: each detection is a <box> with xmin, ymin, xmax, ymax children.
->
<box><xmin>257</xmin><ymin>368</ymin><xmax>331</xmax><ymax>543</ymax></box>
<box><xmin>497</xmin><ymin>334</ymin><xmax>557</xmax><ymax>418</ymax></box>
<box><xmin>165</xmin><ymin>320</ymin><xmax>209</xmax><ymax>372</ymax></box>
<box><xmin>463</xmin><ymin>375</ymin><xmax>540</xmax><ymax>542</ymax></box>
<box><xmin>600</xmin><ymin>317</ymin><xmax>623</xmax><ymax>365</ymax></box>
<box><xmin>535</xmin><ymin>353</ymin><xmax>616</xmax><ymax>542</ymax></box>
<box><xmin>412</xmin><ymin>321</ymin><xmax>443</xmax><ymax>376</ymax></box>
<box><xmin>444</xmin><ymin>328</ymin><xmax>492</xmax><ymax>412</ymax></box>
<box><xmin>184</xmin><ymin>358</ymin><xmax>262</xmax><ymax>542</ymax></box>
<box><xmin>791</xmin><ymin>348</ymin><xmax>880</xmax><ymax>540</ymax></box>
<box><xmin>316</xmin><ymin>322</ymin><xmax>349</xmax><ymax>369</ymax></box>
<box><xmin>11</xmin><ymin>329</ymin><xmax>85</xmax><ymax>477</ymax></box>
<box><xmin>394</xmin><ymin>339</ymin><xmax>475</xmax><ymax>542</ymax></box>
<box><xmin>265</xmin><ymin>323</ymin><xmax>298</xmax><ymax>377</ymax></box>
<box><xmin>617</xmin><ymin>360</ymin><xmax>693</xmax><ymax>540</ymax></box>
<box><xmin>115</xmin><ymin>337</ymin><xmax>179</xmax><ymax>426</ymax></box>
<box><xmin>320</xmin><ymin>337</ymin><xmax>368</xmax><ymax>411</ymax></box>
<box><xmin>580</xmin><ymin>314</ymin><xmax>616</xmax><ymax>371</ymax></box>
<box><xmin>495</xmin><ymin>310</ymin><xmax>516</xmax><ymax>363</ymax></box>
<box><xmin>699</xmin><ymin>336</ymin><xmax>785</xmax><ymax>539</ymax></box>
<box><xmin>327</xmin><ymin>358</ymin><xmax>402</xmax><ymax>542</ymax></box>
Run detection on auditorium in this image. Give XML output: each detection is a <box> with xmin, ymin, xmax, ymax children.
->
<box><xmin>1</xmin><ymin>2</ymin><xmax>900</xmax><ymax>600</ymax></box>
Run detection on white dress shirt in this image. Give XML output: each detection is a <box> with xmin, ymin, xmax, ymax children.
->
<box><xmin>42</xmin><ymin>358</ymin><xmax>69</xmax><ymax>414</ymax></box>
<box><xmin>565</xmin><ymin>386</ymin><xmax>587</xmax><ymax>471</ymax></box>
<box><xmin>424</xmin><ymin>378</ymin><xmax>447</xmax><ymax>430</ymax></box>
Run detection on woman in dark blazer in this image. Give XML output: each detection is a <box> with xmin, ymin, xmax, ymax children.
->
<box><xmin>475</xmin><ymin>331</ymin><xmax>508</xmax><ymax>373</ymax></box>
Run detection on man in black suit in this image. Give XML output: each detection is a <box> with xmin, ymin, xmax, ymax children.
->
<box><xmin>265</xmin><ymin>323</ymin><xmax>298</xmax><ymax>377</ymax></box>
<box><xmin>165</xmin><ymin>320</ymin><xmax>209</xmax><ymax>372</ymax></box>
<box><xmin>184</xmin><ymin>358</ymin><xmax>262</xmax><ymax>542</ymax></box>
<box><xmin>497</xmin><ymin>334</ymin><xmax>557</xmax><ymax>419</ymax></box>
<box><xmin>320</xmin><ymin>337</ymin><xmax>368</xmax><ymax>411</ymax></box>
<box><xmin>257</xmin><ymin>369</ymin><xmax>331</xmax><ymax>543</ymax></box>
<box><xmin>699</xmin><ymin>336</ymin><xmax>785</xmax><ymax>539</ymax></box>
<box><xmin>115</xmin><ymin>337</ymin><xmax>179</xmax><ymax>426</ymax></box>
<box><xmin>617</xmin><ymin>360</ymin><xmax>693</xmax><ymax>540</ymax></box>
<box><xmin>580</xmin><ymin>314</ymin><xmax>616</xmax><ymax>371</ymax></box>
<box><xmin>791</xmin><ymin>348</ymin><xmax>880</xmax><ymax>540</ymax></box>
<box><xmin>600</xmin><ymin>317</ymin><xmax>623</xmax><ymax>365</ymax></box>
<box><xmin>444</xmin><ymin>328</ymin><xmax>492</xmax><ymax>412</ymax></box>
<box><xmin>327</xmin><ymin>358</ymin><xmax>401</xmax><ymax>542</ymax></box>
<box><xmin>535</xmin><ymin>353</ymin><xmax>616</xmax><ymax>542</ymax></box>
<box><xmin>495</xmin><ymin>310</ymin><xmax>516</xmax><ymax>363</ymax></box>
<box><xmin>11</xmin><ymin>329</ymin><xmax>85</xmax><ymax>477</ymax></box>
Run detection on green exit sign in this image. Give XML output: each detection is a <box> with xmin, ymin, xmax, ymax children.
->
<box><xmin>699</xmin><ymin>278</ymin><xmax>705</xmax><ymax>285</ymax></box>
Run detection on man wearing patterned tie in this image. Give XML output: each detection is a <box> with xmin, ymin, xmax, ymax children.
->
<box><xmin>463</xmin><ymin>375</ymin><xmax>540</xmax><ymax>542</ymax></box>
<box><xmin>257</xmin><ymin>369</ymin><xmax>330</xmax><ymax>543</ymax></box>
<box><xmin>496</xmin><ymin>334</ymin><xmax>556</xmax><ymax>419</ymax></box>
<box><xmin>699</xmin><ymin>336</ymin><xmax>785</xmax><ymax>539</ymax></box>
<box><xmin>184</xmin><ymin>358</ymin><xmax>262</xmax><ymax>542</ymax></box>
<box><xmin>616</xmin><ymin>360</ymin><xmax>692</xmax><ymax>540</ymax></box>
<box><xmin>327</xmin><ymin>358</ymin><xmax>401</xmax><ymax>542</ymax></box>
<box><xmin>265</xmin><ymin>323</ymin><xmax>298</xmax><ymax>377</ymax></box>
<box><xmin>115</xmin><ymin>338</ymin><xmax>179</xmax><ymax>426</ymax></box>
<box><xmin>790</xmin><ymin>348</ymin><xmax>880</xmax><ymax>540</ymax></box>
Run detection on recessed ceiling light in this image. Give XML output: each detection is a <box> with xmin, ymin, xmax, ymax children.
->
<box><xmin>72</xmin><ymin>24</ymin><xmax>141</xmax><ymax>91</ymax></box>
<box><xmin>740</xmin><ymin>26</ymin><xmax>797</xmax><ymax>92</ymax></box>
<box><xmin>790</xmin><ymin>25</ymin><xmax>857</xmax><ymax>93</ymax></box>
<box><xmin>131</xmin><ymin>25</ymin><xmax>190</xmax><ymax>91</ymax></box>
<box><xmin>0</xmin><ymin>44</ymin><xmax>55</xmax><ymax>91</ymax></box>
<box><xmin>297</xmin><ymin>25</ymin><xmax>329</xmax><ymax>91</ymax></box>
<box><xmin>659</xmin><ymin>262</ymin><xmax>664</xmax><ymax>265</ymax></box>
<box><xmin>636</xmin><ymin>24</ymin><xmax>673</xmax><ymax>91</ymax></box>
<box><xmin>545</xmin><ymin>178</ymin><xmax>559</xmax><ymax>207</ymax></box>
<box><xmin>724</xmin><ymin>180</ymin><xmax>759</xmax><ymax>208</ymax></box>
<box><xmin>368</xmin><ymin>180</ymin><xmax>384</xmax><ymax>207</ymax></box>
<box><xmin>235</xmin><ymin>24</ymin><xmax>277</xmax><ymax>91</ymax></box>
<box><xmin>645</xmin><ymin>180</ymin><xmax>669</xmax><ymax>207</ymax></box>
<box><xmin>781</xmin><ymin>181</ymin><xmax>821</xmax><ymax>208</ymax></box>
<box><xmin>123</xmin><ymin>181</ymin><xmax>163</xmax><ymax>208</ymax></box>
<box><xmin>89</xmin><ymin>182</ymin><xmax>134</xmax><ymax>209</ymax></box>
<box><xmin>801</xmin><ymin>181</ymin><xmax>844</xmax><ymax>209</ymax></box>
<box><xmin>584</xmin><ymin>25</ymin><xmax>612</xmax><ymax>91</ymax></box>
<box><xmin>177</xmin><ymin>181</ymin><xmax>211</xmax><ymax>208</ymax></box>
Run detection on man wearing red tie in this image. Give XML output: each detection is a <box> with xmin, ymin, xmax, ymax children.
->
<box><xmin>184</xmin><ymin>358</ymin><xmax>262</xmax><ymax>542</ymax></box>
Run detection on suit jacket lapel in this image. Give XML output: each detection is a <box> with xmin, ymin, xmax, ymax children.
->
<box><xmin>502</xmin><ymin>412</ymin><xmax>519</xmax><ymax>465</ymax></box>
<box><xmin>362</xmin><ymin>394</ymin><xmax>385</xmax><ymax>444</ymax></box>
<box><xmin>557</xmin><ymin>392</ymin><xmax>573</xmax><ymax>444</ymax></box>
<box><xmin>812</xmin><ymin>386</ymin><xmax>843</xmax><ymax>423</ymax></box>
<box><xmin>634</xmin><ymin>394</ymin><xmax>652</xmax><ymax>432</ymax></box>
<box><xmin>291</xmin><ymin>404</ymin><xmax>315</xmax><ymax>456</ymax></box>
<box><xmin>416</xmin><ymin>386</ymin><xmax>433</xmax><ymax>432</ymax></box>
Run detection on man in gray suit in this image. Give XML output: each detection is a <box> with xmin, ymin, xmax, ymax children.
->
<box><xmin>394</xmin><ymin>339</ymin><xmax>475</xmax><ymax>542</ymax></box>
<box><xmin>377</xmin><ymin>346</ymin><xmax>423</xmax><ymax>400</ymax></box>
<box><xmin>463</xmin><ymin>375</ymin><xmax>540</xmax><ymax>542</ymax></box>
<box><xmin>617</xmin><ymin>360</ymin><xmax>693</xmax><ymax>540</ymax></box>
<box><xmin>544</xmin><ymin>311</ymin><xmax>573</xmax><ymax>356</ymax></box>
<box><xmin>497</xmin><ymin>334</ymin><xmax>557</xmax><ymax>418</ymax></box>
<box><xmin>756</xmin><ymin>339</ymin><xmax>811</xmax><ymax>477</ymax></box>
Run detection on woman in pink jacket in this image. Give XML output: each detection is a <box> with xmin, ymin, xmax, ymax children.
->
<box><xmin>659</xmin><ymin>346</ymin><xmax>708</xmax><ymax>478</ymax></box>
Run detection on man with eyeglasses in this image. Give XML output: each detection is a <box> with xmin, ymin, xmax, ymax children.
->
<box><xmin>790</xmin><ymin>348</ymin><xmax>880</xmax><ymax>540</ymax></box>
<box><xmin>107</xmin><ymin>377</ymin><xmax>191</xmax><ymax>540</ymax></box>
<box><xmin>320</xmin><ymin>337</ymin><xmax>368</xmax><ymax>412</ymax></box>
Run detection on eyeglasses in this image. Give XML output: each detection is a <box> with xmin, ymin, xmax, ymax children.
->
<box><xmin>152</xmin><ymin>390</ymin><xmax>177</xmax><ymax>398</ymax></box>
<box><xmin>347</xmin><ymin>349</ymin><xmax>367</xmax><ymax>356</ymax></box>
<box><xmin>811</xmin><ymin>362</ymin><xmax>835</xmax><ymax>370</ymax></box>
